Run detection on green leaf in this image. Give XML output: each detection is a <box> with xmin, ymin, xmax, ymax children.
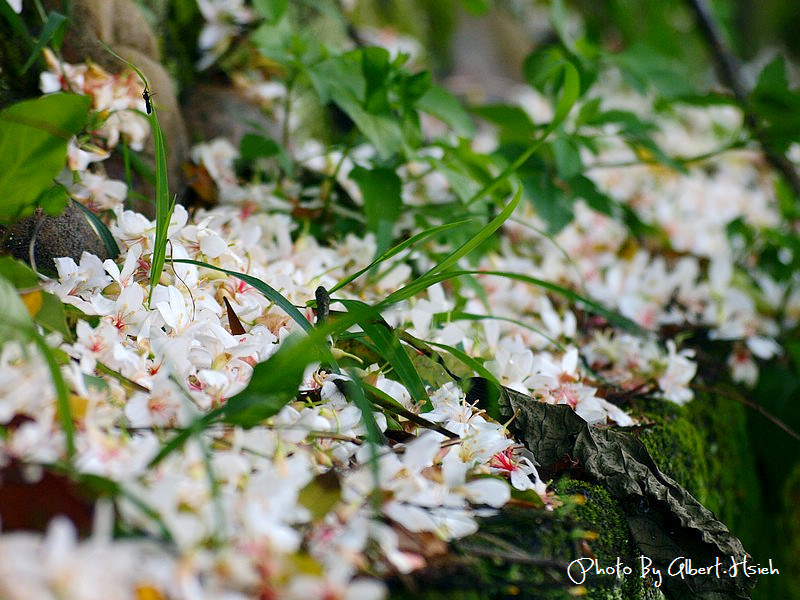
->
<box><xmin>550</xmin><ymin>136</ymin><xmax>582</xmax><ymax>179</ymax></box>
<box><xmin>0</xmin><ymin>93</ymin><xmax>90</xmax><ymax>223</ymax></box>
<box><xmin>238</xmin><ymin>132</ymin><xmax>293</xmax><ymax>177</ymax></box>
<box><xmin>612</xmin><ymin>43</ymin><xmax>697</xmax><ymax>98</ymax></box>
<box><xmin>462</xmin><ymin>0</ymin><xmax>490</xmax><ymax>15</ymax></box>
<box><xmin>521</xmin><ymin>172</ymin><xmax>574</xmax><ymax>234</ymax></box>
<box><xmin>252</xmin><ymin>0</ymin><xmax>288</xmax><ymax>23</ymax></box>
<box><xmin>36</xmin><ymin>292</ymin><xmax>70</xmax><ymax>337</ymax></box>
<box><xmin>306</xmin><ymin>55</ymin><xmax>405</xmax><ymax>158</ymax></box>
<box><xmin>361</xmin><ymin>46</ymin><xmax>391</xmax><ymax>114</ymax></box>
<box><xmin>349</xmin><ymin>166</ymin><xmax>402</xmax><ymax>257</ymax></box>
<box><xmin>21</xmin><ymin>10</ymin><xmax>68</xmax><ymax>73</ymax></box>
<box><xmin>417</xmin><ymin>85</ymin><xmax>475</xmax><ymax>138</ymax></box>
<box><xmin>222</xmin><ymin>335</ymin><xmax>325</xmax><ymax>427</ymax></box>
<box><xmin>298</xmin><ymin>470</ymin><xmax>341</xmax><ymax>521</ymax></box>
<box><xmin>37</xmin><ymin>183</ymin><xmax>70</xmax><ymax>216</ymax></box>
<box><xmin>0</xmin><ymin>256</ymin><xmax>39</xmax><ymax>288</ymax></box>
<box><xmin>471</xmin><ymin>104</ymin><xmax>536</xmax><ymax>137</ymax></box>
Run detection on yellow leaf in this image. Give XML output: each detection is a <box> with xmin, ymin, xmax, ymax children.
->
<box><xmin>136</xmin><ymin>585</ymin><xmax>166</xmax><ymax>600</ymax></box>
<box><xmin>19</xmin><ymin>290</ymin><xmax>42</xmax><ymax>317</ymax></box>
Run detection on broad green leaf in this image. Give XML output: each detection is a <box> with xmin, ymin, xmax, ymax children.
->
<box><xmin>0</xmin><ymin>93</ymin><xmax>90</xmax><ymax>223</ymax></box>
<box><xmin>417</xmin><ymin>85</ymin><xmax>475</xmax><ymax>138</ymax></box>
<box><xmin>612</xmin><ymin>43</ymin><xmax>697</xmax><ymax>99</ymax></box>
<box><xmin>222</xmin><ymin>335</ymin><xmax>326</xmax><ymax>427</ymax></box>
<box><xmin>306</xmin><ymin>55</ymin><xmax>405</xmax><ymax>158</ymax></box>
<box><xmin>462</xmin><ymin>0</ymin><xmax>490</xmax><ymax>15</ymax></box>
<box><xmin>521</xmin><ymin>172</ymin><xmax>574</xmax><ymax>234</ymax></box>
<box><xmin>36</xmin><ymin>292</ymin><xmax>70</xmax><ymax>337</ymax></box>
<box><xmin>471</xmin><ymin>104</ymin><xmax>536</xmax><ymax>137</ymax></box>
<box><xmin>0</xmin><ymin>256</ymin><xmax>39</xmax><ymax>288</ymax></box>
<box><xmin>550</xmin><ymin>136</ymin><xmax>582</xmax><ymax>179</ymax></box>
<box><xmin>252</xmin><ymin>0</ymin><xmax>287</xmax><ymax>23</ymax></box>
<box><xmin>37</xmin><ymin>183</ymin><xmax>70</xmax><ymax>216</ymax></box>
<box><xmin>298</xmin><ymin>470</ymin><xmax>341</xmax><ymax>521</ymax></box>
<box><xmin>238</xmin><ymin>133</ymin><xmax>293</xmax><ymax>177</ymax></box>
<box><xmin>349</xmin><ymin>166</ymin><xmax>402</xmax><ymax>258</ymax></box>
<box><xmin>361</xmin><ymin>46</ymin><xmax>391</xmax><ymax>114</ymax></box>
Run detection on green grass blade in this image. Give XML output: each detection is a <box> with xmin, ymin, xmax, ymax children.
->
<box><xmin>344</xmin><ymin>372</ymin><xmax>383</xmax><ymax>510</ymax></box>
<box><xmin>149</xmin><ymin>301</ymin><xmax>379</xmax><ymax>466</ymax></box>
<box><xmin>21</xmin><ymin>10</ymin><xmax>67</xmax><ymax>74</ymax></box>
<box><xmin>72</xmin><ymin>198</ymin><xmax>120</xmax><ymax>259</ymax></box>
<box><xmin>33</xmin><ymin>333</ymin><xmax>74</xmax><ymax>460</ymax></box>
<box><xmin>421</xmin><ymin>183</ymin><xmax>522</xmax><ymax>280</ymax></box>
<box><xmin>0</xmin><ymin>276</ymin><xmax>74</xmax><ymax>461</ymax></box>
<box><xmin>171</xmin><ymin>258</ymin><xmax>313</xmax><ymax>333</ymax></box>
<box><xmin>147</xmin><ymin>111</ymin><xmax>173</xmax><ymax>306</ymax></box>
<box><xmin>377</xmin><ymin>267</ymin><xmax>644</xmax><ymax>336</ymax></box>
<box><xmin>447</xmin><ymin>311</ymin><xmax>566</xmax><ymax>351</ymax></box>
<box><xmin>421</xmin><ymin>338</ymin><xmax>500</xmax><ymax>384</ymax></box>
<box><xmin>339</xmin><ymin>298</ymin><xmax>430</xmax><ymax>410</ymax></box>
<box><xmin>98</xmin><ymin>42</ymin><xmax>172</xmax><ymax>306</ymax></box>
<box><xmin>327</xmin><ymin>218</ymin><xmax>474</xmax><ymax>295</ymax></box>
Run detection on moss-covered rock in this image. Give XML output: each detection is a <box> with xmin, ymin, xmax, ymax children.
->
<box><xmin>389</xmin><ymin>479</ymin><xmax>665</xmax><ymax>599</ymax></box>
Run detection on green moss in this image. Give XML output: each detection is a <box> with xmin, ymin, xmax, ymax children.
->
<box><xmin>632</xmin><ymin>391</ymin><xmax>760</xmax><ymax>542</ymax></box>
<box><xmin>554</xmin><ymin>479</ymin><xmax>664</xmax><ymax>600</ymax></box>
<box><xmin>779</xmin><ymin>461</ymin><xmax>800</xmax><ymax>600</ymax></box>
<box><xmin>636</xmin><ymin>406</ymin><xmax>711</xmax><ymax>507</ymax></box>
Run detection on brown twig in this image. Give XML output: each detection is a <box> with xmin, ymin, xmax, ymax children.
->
<box><xmin>684</xmin><ymin>0</ymin><xmax>800</xmax><ymax>197</ymax></box>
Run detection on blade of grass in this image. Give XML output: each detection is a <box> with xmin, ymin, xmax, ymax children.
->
<box><xmin>72</xmin><ymin>198</ymin><xmax>120</xmax><ymax>259</ymax></box>
<box><xmin>446</xmin><ymin>311</ymin><xmax>566</xmax><ymax>351</ymax></box>
<box><xmin>376</xmin><ymin>267</ymin><xmax>645</xmax><ymax>336</ymax></box>
<box><xmin>0</xmin><ymin>276</ymin><xmax>74</xmax><ymax>461</ymax></box>
<box><xmin>172</xmin><ymin>258</ymin><xmax>313</xmax><ymax>333</ymax></box>
<box><xmin>149</xmin><ymin>302</ymin><xmax>379</xmax><ymax>467</ymax></box>
<box><xmin>327</xmin><ymin>218</ymin><xmax>474</xmax><ymax>295</ymax></box>
<box><xmin>363</xmin><ymin>381</ymin><xmax>458</xmax><ymax>439</ymax></box>
<box><xmin>414</xmin><ymin>338</ymin><xmax>500</xmax><ymax>384</ymax></box>
<box><xmin>99</xmin><ymin>42</ymin><xmax>173</xmax><ymax>306</ymax></box>
<box><xmin>21</xmin><ymin>10</ymin><xmax>67</xmax><ymax>73</ymax></box>
<box><xmin>422</xmin><ymin>184</ymin><xmax>522</xmax><ymax>278</ymax></box>
<box><xmin>338</xmin><ymin>298</ymin><xmax>431</xmax><ymax>411</ymax></box>
<box><xmin>344</xmin><ymin>372</ymin><xmax>383</xmax><ymax>511</ymax></box>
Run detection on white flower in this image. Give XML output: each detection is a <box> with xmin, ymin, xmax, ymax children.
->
<box><xmin>657</xmin><ymin>341</ymin><xmax>697</xmax><ymax>405</ymax></box>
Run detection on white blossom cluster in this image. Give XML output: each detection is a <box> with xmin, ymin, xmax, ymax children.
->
<box><xmin>0</xmin><ymin>20</ymin><xmax>794</xmax><ymax>599</ymax></box>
